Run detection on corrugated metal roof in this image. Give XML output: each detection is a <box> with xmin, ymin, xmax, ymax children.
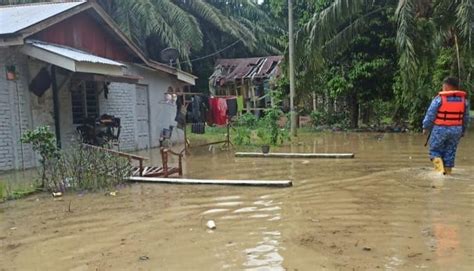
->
<box><xmin>0</xmin><ymin>1</ymin><xmax>85</xmax><ymax>35</ymax></box>
<box><xmin>30</xmin><ymin>41</ymin><xmax>124</xmax><ymax>66</ymax></box>
<box><xmin>211</xmin><ymin>56</ymin><xmax>283</xmax><ymax>86</ymax></box>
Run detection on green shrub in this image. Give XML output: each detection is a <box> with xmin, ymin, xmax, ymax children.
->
<box><xmin>20</xmin><ymin>125</ymin><xmax>130</xmax><ymax>193</ymax></box>
<box><xmin>310</xmin><ymin>110</ymin><xmax>329</xmax><ymax>126</ymax></box>
<box><xmin>0</xmin><ymin>182</ymin><xmax>5</xmax><ymax>202</ymax></box>
<box><xmin>50</xmin><ymin>144</ymin><xmax>130</xmax><ymax>192</ymax></box>
<box><xmin>237</xmin><ymin>113</ymin><xmax>258</xmax><ymax>128</ymax></box>
<box><xmin>310</xmin><ymin>110</ymin><xmax>349</xmax><ymax>128</ymax></box>
<box><xmin>20</xmin><ymin>126</ymin><xmax>59</xmax><ymax>188</ymax></box>
<box><xmin>257</xmin><ymin>107</ymin><xmax>290</xmax><ymax>146</ymax></box>
<box><xmin>233</xmin><ymin>126</ymin><xmax>252</xmax><ymax>145</ymax></box>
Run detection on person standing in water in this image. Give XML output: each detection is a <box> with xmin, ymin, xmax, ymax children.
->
<box><xmin>422</xmin><ymin>76</ymin><xmax>470</xmax><ymax>175</ymax></box>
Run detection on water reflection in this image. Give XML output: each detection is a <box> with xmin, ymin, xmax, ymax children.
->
<box><xmin>1</xmin><ymin>132</ymin><xmax>473</xmax><ymax>270</ymax></box>
<box><xmin>244</xmin><ymin>230</ymin><xmax>284</xmax><ymax>271</ymax></box>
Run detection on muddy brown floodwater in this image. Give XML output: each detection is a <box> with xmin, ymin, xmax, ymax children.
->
<box><xmin>1</xmin><ymin>132</ymin><xmax>473</xmax><ymax>270</ymax></box>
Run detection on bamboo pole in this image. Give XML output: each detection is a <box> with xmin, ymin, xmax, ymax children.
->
<box><xmin>288</xmin><ymin>0</ymin><xmax>297</xmax><ymax>137</ymax></box>
<box><xmin>128</xmin><ymin>177</ymin><xmax>292</xmax><ymax>187</ymax></box>
<box><xmin>235</xmin><ymin>152</ymin><xmax>355</xmax><ymax>159</ymax></box>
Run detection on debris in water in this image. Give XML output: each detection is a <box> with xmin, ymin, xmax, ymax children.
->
<box><xmin>67</xmin><ymin>200</ymin><xmax>72</xmax><ymax>213</ymax></box>
<box><xmin>139</xmin><ymin>256</ymin><xmax>149</xmax><ymax>261</ymax></box>
<box><xmin>363</xmin><ymin>247</ymin><xmax>372</xmax><ymax>251</ymax></box>
<box><xmin>106</xmin><ymin>191</ymin><xmax>117</xmax><ymax>196</ymax></box>
<box><xmin>408</xmin><ymin>252</ymin><xmax>422</xmax><ymax>258</ymax></box>
<box><xmin>206</xmin><ymin>220</ymin><xmax>216</xmax><ymax>230</ymax></box>
<box><xmin>52</xmin><ymin>192</ymin><xmax>62</xmax><ymax>198</ymax></box>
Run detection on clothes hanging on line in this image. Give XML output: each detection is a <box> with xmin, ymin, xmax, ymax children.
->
<box><xmin>226</xmin><ymin>97</ymin><xmax>238</xmax><ymax>118</ymax></box>
<box><xmin>175</xmin><ymin>95</ymin><xmax>186</xmax><ymax>128</ymax></box>
<box><xmin>191</xmin><ymin>122</ymin><xmax>205</xmax><ymax>134</ymax></box>
<box><xmin>187</xmin><ymin>95</ymin><xmax>209</xmax><ymax>123</ymax></box>
<box><xmin>237</xmin><ymin>96</ymin><xmax>244</xmax><ymax>112</ymax></box>
<box><xmin>209</xmin><ymin>97</ymin><xmax>228</xmax><ymax>125</ymax></box>
<box><xmin>191</xmin><ymin>95</ymin><xmax>202</xmax><ymax>122</ymax></box>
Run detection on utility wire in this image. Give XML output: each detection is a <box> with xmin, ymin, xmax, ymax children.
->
<box><xmin>180</xmin><ymin>39</ymin><xmax>243</xmax><ymax>64</ymax></box>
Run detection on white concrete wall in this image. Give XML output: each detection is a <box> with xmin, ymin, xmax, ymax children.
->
<box><xmin>0</xmin><ymin>48</ymin><xmax>186</xmax><ymax>171</ymax></box>
<box><xmin>98</xmin><ymin>82</ymin><xmax>137</xmax><ymax>151</ymax></box>
<box><xmin>128</xmin><ymin>65</ymin><xmax>185</xmax><ymax>147</ymax></box>
<box><xmin>27</xmin><ymin>58</ymin><xmax>77</xmax><ymax>149</ymax></box>
<box><xmin>0</xmin><ymin>48</ymin><xmax>35</xmax><ymax>170</ymax></box>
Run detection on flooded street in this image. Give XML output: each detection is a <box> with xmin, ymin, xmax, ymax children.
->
<box><xmin>1</xmin><ymin>132</ymin><xmax>473</xmax><ymax>270</ymax></box>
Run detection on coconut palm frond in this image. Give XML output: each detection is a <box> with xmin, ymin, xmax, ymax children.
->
<box><xmin>396</xmin><ymin>0</ymin><xmax>419</xmax><ymax>87</ymax></box>
<box><xmin>178</xmin><ymin>0</ymin><xmax>236</xmax><ymax>35</ymax></box>
<box><xmin>155</xmin><ymin>0</ymin><xmax>203</xmax><ymax>52</ymax></box>
<box><xmin>323</xmin><ymin>7</ymin><xmax>384</xmax><ymax>60</ymax></box>
<box><xmin>305</xmin><ymin>0</ymin><xmax>371</xmax><ymax>48</ymax></box>
<box><xmin>100</xmin><ymin>0</ymin><xmax>187</xmax><ymax>58</ymax></box>
<box><xmin>456</xmin><ymin>0</ymin><xmax>474</xmax><ymax>50</ymax></box>
<box><xmin>129</xmin><ymin>0</ymin><xmax>183</xmax><ymax>50</ymax></box>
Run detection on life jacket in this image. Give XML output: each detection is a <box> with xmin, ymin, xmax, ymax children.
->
<box><xmin>434</xmin><ymin>90</ymin><xmax>466</xmax><ymax>126</ymax></box>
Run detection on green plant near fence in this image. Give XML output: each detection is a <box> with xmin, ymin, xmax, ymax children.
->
<box><xmin>20</xmin><ymin>126</ymin><xmax>59</xmax><ymax>188</ymax></box>
<box><xmin>0</xmin><ymin>180</ymin><xmax>38</xmax><ymax>202</ymax></box>
<box><xmin>232</xmin><ymin>107</ymin><xmax>290</xmax><ymax>146</ymax></box>
<box><xmin>19</xmin><ymin>126</ymin><xmax>131</xmax><ymax>193</ymax></box>
<box><xmin>0</xmin><ymin>182</ymin><xmax>5</xmax><ymax>202</ymax></box>
<box><xmin>53</xmin><ymin>144</ymin><xmax>130</xmax><ymax>191</ymax></box>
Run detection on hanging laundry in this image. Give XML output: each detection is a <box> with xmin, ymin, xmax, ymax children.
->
<box><xmin>191</xmin><ymin>96</ymin><xmax>202</xmax><ymax>123</ymax></box>
<box><xmin>191</xmin><ymin>122</ymin><xmax>205</xmax><ymax>134</ymax></box>
<box><xmin>175</xmin><ymin>95</ymin><xmax>186</xmax><ymax>128</ymax></box>
<box><xmin>226</xmin><ymin>97</ymin><xmax>238</xmax><ymax>118</ymax></box>
<box><xmin>209</xmin><ymin>97</ymin><xmax>228</xmax><ymax>125</ymax></box>
<box><xmin>190</xmin><ymin>95</ymin><xmax>209</xmax><ymax>123</ymax></box>
<box><xmin>237</xmin><ymin>96</ymin><xmax>244</xmax><ymax>112</ymax></box>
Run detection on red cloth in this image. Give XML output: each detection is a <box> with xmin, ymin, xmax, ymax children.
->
<box><xmin>209</xmin><ymin>97</ymin><xmax>228</xmax><ymax>125</ymax></box>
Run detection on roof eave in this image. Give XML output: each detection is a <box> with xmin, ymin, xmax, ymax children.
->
<box><xmin>0</xmin><ymin>2</ymin><xmax>91</xmax><ymax>47</ymax></box>
<box><xmin>1</xmin><ymin>1</ymin><xmax>198</xmax><ymax>84</ymax></box>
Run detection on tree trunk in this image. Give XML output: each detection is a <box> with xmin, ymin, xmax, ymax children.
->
<box><xmin>328</xmin><ymin>97</ymin><xmax>335</xmax><ymax>126</ymax></box>
<box><xmin>349</xmin><ymin>92</ymin><xmax>359</xmax><ymax>129</ymax></box>
<box><xmin>361</xmin><ymin>103</ymin><xmax>371</xmax><ymax>125</ymax></box>
<box><xmin>312</xmin><ymin>92</ymin><xmax>317</xmax><ymax>112</ymax></box>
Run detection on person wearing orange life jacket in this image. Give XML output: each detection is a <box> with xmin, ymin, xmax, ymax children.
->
<box><xmin>422</xmin><ymin>77</ymin><xmax>470</xmax><ymax>175</ymax></box>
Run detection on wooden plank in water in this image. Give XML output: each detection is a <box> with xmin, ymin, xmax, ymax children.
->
<box><xmin>128</xmin><ymin>177</ymin><xmax>292</xmax><ymax>187</ymax></box>
<box><xmin>235</xmin><ymin>152</ymin><xmax>354</xmax><ymax>159</ymax></box>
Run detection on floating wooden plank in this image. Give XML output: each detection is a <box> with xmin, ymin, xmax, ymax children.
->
<box><xmin>128</xmin><ymin>177</ymin><xmax>292</xmax><ymax>187</ymax></box>
<box><xmin>235</xmin><ymin>152</ymin><xmax>355</xmax><ymax>159</ymax></box>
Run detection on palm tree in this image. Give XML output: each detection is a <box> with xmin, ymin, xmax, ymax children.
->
<box><xmin>98</xmin><ymin>0</ymin><xmax>283</xmax><ymax>66</ymax></box>
<box><xmin>301</xmin><ymin>0</ymin><xmax>472</xmax><ymax>88</ymax></box>
<box><xmin>2</xmin><ymin>0</ymin><xmax>283</xmax><ymax>66</ymax></box>
<box><xmin>297</xmin><ymin>0</ymin><xmax>473</xmax><ymax>127</ymax></box>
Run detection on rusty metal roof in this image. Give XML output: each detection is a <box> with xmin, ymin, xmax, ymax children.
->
<box><xmin>212</xmin><ymin>56</ymin><xmax>283</xmax><ymax>86</ymax></box>
<box><xmin>0</xmin><ymin>1</ymin><xmax>86</xmax><ymax>35</ymax></box>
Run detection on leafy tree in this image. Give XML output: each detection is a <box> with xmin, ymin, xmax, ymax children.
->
<box><xmin>273</xmin><ymin>0</ymin><xmax>471</xmax><ymax>129</ymax></box>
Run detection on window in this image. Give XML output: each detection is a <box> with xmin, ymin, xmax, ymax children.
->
<box><xmin>71</xmin><ymin>81</ymin><xmax>99</xmax><ymax>124</ymax></box>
